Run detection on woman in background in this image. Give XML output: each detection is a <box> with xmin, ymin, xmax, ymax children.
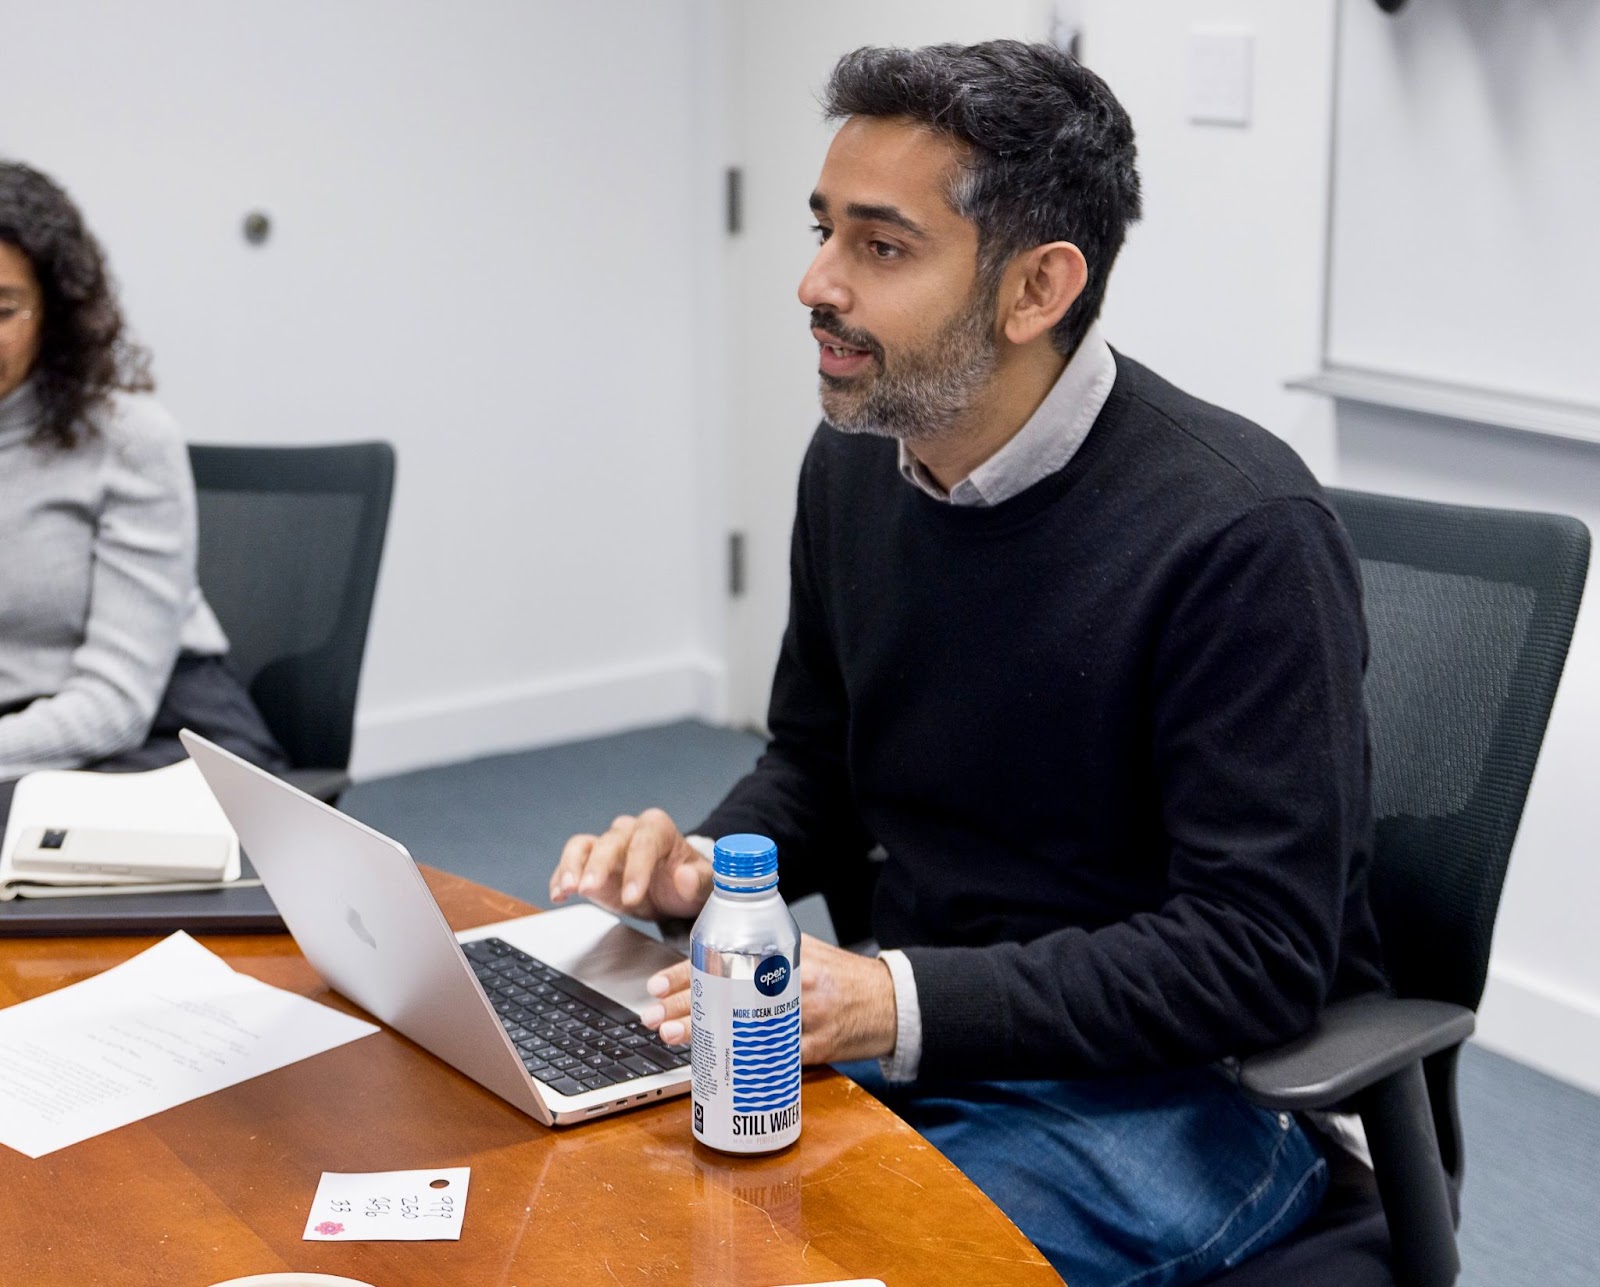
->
<box><xmin>0</xmin><ymin>160</ymin><xmax>284</xmax><ymax>824</ymax></box>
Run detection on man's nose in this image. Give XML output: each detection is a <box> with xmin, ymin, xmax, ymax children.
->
<box><xmin>797</xmin><ymin>245</ymin><xmax>849</xmax><ymax>313</ymax></box>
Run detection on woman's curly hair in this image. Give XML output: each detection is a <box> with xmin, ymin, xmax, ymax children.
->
<box><xmin>0</xmin><ymin>160</ymin><xmax>153</xmax><ymax>449</ymax></box>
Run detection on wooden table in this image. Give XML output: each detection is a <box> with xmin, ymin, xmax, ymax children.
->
<box><xmin>0</xmin><ymin>869</ymin><xmax>1062</xmax><ymax>1286</ymax></box>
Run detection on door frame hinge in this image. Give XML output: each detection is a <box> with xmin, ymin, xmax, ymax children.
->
<box><xmin>728</xmin><ymin>530</ymin><xmax>747</xmax><ymax>598</ymax></box>
<box><xmin>725</xmin><ymin>166</ymin><xmax>743</xmax><ymax>236</ymax></box>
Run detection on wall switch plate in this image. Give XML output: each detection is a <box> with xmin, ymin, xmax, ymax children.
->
<box><xmin>1187</xmin><ymin>27</ymin><xmax>1254</xmax><ymax>127</ymax></box>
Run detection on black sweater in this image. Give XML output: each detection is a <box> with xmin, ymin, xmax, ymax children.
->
<box><xmin>699</xmin><ymin>355</ymin><xmax>1385</xmax><ymax>1081</ymax></box>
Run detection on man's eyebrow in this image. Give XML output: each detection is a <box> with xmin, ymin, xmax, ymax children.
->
<box><xmin>845</xmin><ymin>202</ymin><xmax>927</xmax><ymax>238</ymax></box>
<box><xmin>808</xmin><ymin>191</ymin><xmax>928</xmax><ymax>239</ymax></box>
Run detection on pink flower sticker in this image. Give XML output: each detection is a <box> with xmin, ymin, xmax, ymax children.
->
<box><xmin>314</xmin><ymin>1221</ymin><xmax>345</xmax><ymax>1236</ymax></box>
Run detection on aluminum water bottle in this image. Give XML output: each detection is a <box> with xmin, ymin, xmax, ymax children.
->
<box><xmin>689</xmin><ymin>833</ymin><xmax>802</xmax><ymax>1153</ymax></box>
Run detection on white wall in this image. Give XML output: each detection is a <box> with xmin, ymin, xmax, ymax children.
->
<box><xmin>1081</xmin><ymin>0</ymin><xmax>1600</xmax><ymax>1094</ymax></box>
<box><xmin>2</xmin><ymin>1</ymin><xmax>726</xmax><ymax>779</ymax></box>
<box><xmin>1082</xmin><ymin>0</ymin><xmax>1340</xmax><ymax>477</ymax></box>
<box><xmin>1326</xmin><ymin>0</ymin><xmax>1600</xmax><ymax>409</ymax></box>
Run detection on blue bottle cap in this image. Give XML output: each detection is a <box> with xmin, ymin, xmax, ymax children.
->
<box><xmin>712</xmin><ymin>833</ymin><xmax>778</xmax><ymax>882</ymax></box>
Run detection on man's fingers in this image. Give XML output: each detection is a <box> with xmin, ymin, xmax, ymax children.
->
<box><xmin>640</xmin><ymin>981</ymin><xmax>692</xmax><ymax>1045</ymax></box>
<box><xmin>641</xmin><ymin>990</ymin><xmax>691</xmax><ymax>1024</ymax></box>
<box><xmin>555</xmin><ymin>810</ymin><xmax>700</xmax><ymax>920</ymax></box>
<box><xmin>648</xmin><ymin>959</ymin><xmax>691</xmax><ymax>997</ymax></box>
<box><xmin>670</xmin><ymin>853</ymin><xmax>713</xmax><ymax>911</ymax></box>
<box><xmin>643</xmin><ymin>959</ymin><xmax>691</xmax><ymax>1044</ymax></box>
<box><xmin>550</xmin><ymin>834</ymin><xmax>594</xmax><ymax>903</ymax></box>
<box><xmin>578</xmin><ymin>823</ymin><xmax>631</xmax><ymax>901</ymax></box>
<box><xmin>619</xmin><ymin>813</ymin><xmax>674</xmax><ymax>911</ymax></box>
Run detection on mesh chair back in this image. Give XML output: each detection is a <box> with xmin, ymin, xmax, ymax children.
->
<box><xmin>1328</xmin><ymin>489</ymin><xmax>1588</xmax><ymax>1012</ymax></box>
<box><xmin>189</xmin><ymin>443</ymin><xmax>395</xmax><ymax>774</ymax></box>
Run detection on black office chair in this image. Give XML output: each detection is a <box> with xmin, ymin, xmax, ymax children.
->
<box><xmin>1211</xmin><ymin>489</ymin><xmax>1589</xmax><ymax>1287</ymax></box>
<box><xmin>189</xmin><ymin>442</ymin><xmax>395</xmax><ymax>806</ymax></box>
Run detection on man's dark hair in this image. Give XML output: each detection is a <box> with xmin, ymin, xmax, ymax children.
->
<box><xmin>0</xmin><ymin>160</ymin><xmax>152</xmax><ymax>450</ymax></box>
<box><xmin>823</xmin><ymin>41</ymin><xmax>1142</xmax><ymax>358</ymax></box>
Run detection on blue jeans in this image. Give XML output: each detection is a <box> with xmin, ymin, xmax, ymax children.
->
<box><xmin>835</xmin><ymin>1061</ymin><xmax>1327</xmax><ymax>1287</ymax></box>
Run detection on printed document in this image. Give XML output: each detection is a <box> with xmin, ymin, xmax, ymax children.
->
<box><xmin>0</xmin><ymin>932</ymin><xmax>378</xmax><ymax>1158</ymax></box>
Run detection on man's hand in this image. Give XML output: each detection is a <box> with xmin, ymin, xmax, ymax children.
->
<box><xmin>640</xmin><ymin>933</ymin><xmax>899</xmax><ymax>1065</ymax></box>
<box><xmin>550</xmin><ymin>808</ymin><xmax>712</xmax><ymax>921</ymax></box>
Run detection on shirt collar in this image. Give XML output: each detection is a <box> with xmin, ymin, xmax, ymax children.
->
<box><xmin>898</xmin><ymin>321</ymin><xmax>1116</xmax><ymax>507</ymax></box>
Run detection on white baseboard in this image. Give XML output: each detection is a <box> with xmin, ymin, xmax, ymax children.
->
<box><xmin>1475</xmin><ymin>963</ymin><xmax>1600</xmax><ymax>1097</ymax></box>
<box><xmin>348</xmin><ymin>652</ymin><xmax>727</xmax><ymax>781</ymax></box>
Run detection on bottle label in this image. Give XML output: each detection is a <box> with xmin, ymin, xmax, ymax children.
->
<box><xmin>690</xmin><ymin>954</ymin><xmax>801</xmax><ymax>1153</ymax></box>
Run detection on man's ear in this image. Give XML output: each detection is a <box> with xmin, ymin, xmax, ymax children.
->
<box><xmin>998</xmin><ymin>242</ymin><xmax>1088</xmax><ymax>346</ymax></box>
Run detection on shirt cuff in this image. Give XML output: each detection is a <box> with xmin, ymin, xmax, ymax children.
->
<box><xmin>877</xmin><ymin>948</ymin><xmax>923</xmax><ymax>1084</ymax></box>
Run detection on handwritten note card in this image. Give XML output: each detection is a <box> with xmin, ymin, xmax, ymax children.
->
<box><xmin>304</xmin><ymin>1168</ymin><xmax>471</xmax><ymax>1241</ymax></box>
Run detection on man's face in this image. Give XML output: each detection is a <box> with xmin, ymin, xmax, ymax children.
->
<box><xmin>799</xmin><ymin>116</ymin><xmax>998</xmax><ymax>441</ymax></box>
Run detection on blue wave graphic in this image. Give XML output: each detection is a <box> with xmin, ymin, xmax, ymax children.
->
<box><xmin>733</xmin><ymin>1023</ymin><xmax>799</xmax><ymax>1040</ymax></box>
<box><xmin>733</xmin><ymin>1027</ymin><xmax>797</xmax><ymax>1044</ymax></box>
<box><xmin>735</xmin><ymin>1056</ymin><xmax>795</xmax><ymax>1072</ymax></box>
<box><xmin>733</xmin><ymin>1042</ymin><xmax>799</xmax><ymax>1059</ymax></box>
<box><xmin>733</xmin><ymin>1094</ymin><xmax>800</xmax><ymax>1111</ymax></box>
<box><xmin>734</xmin><ymin>1080</ymin><xmax>800</xmax><ymax>1096</ymax></box>
<box><xmin>734</xmin><ymin>1055</ymin><xmax>800</xmax><ymax>1074</ymax></box>
<box><xmin>736</xmin><ymin>1056</ymin><xmax>800</xmax><ymax>1075</ymax></box>
<box><xmin>734</xmin><ymin>1070</ymin><xmax>800</xmax><ymax>1091</ymax></box>
<box><xmin>734</xmin><ymin>1073</ymin><xmax>800</xmax><ymax>1091</ymax></box>
<box><xmin>734</xmin><ymin>1035</ymin><xmax>797</xmax><ymax>1052</ymax></box>
<box><xmin>733</xmin><ymin>1030</ymin><xmax>796</xmax><ymax>1046</ymax></box>
<box><xmin>733</xmin><ymin>1030</ymin><xmax>798</xmax><ymax>1046</ymax></box>
<box><xmin>732</xmin><ymin>1004</ymin><xmax>798</xmax><ymax>1115</ymax></box>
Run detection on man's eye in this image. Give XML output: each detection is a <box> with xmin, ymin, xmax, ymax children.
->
<box><xmin>868</xmin><ymin>240</ymin><xmax>902</xmax><ymax>260</ymax></box>
<box><xmin>810</xmin><ymin>223</ymin><xmax>832</xmax><ymax>243</ymax></box>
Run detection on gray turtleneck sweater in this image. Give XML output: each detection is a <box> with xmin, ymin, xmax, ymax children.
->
<box><xmin>0</xmin><ymin>381</ymin><xmax>228</xmax><ymax>778</ymax></box>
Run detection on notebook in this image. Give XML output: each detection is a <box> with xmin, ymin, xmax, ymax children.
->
<box><xmin>181</xmin><ymin>730</ymin><xmax>692</xmax><ymax>1126</ymax></box>
<box><xmin>0</xmin><ymin>759</ymin><xmax>282</xmax><ymax>936</ymax></box>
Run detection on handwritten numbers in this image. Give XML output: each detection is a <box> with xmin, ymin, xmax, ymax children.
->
<box><xmin>304</xmin><ymin>1168</ymin><xmax>469</xmax><ymax>1242</ymax></box>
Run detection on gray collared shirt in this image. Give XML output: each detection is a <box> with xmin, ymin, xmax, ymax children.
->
<box><xmin>896</xmin><ymin>321</ymin><xmax>1117</xmax><ymax>507</ymax></box>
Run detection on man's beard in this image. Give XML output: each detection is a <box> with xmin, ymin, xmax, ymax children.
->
<box><xmin>814</xmin><ymin>285</ymin><xmax>999</xmax><ymax>442</ymax></box>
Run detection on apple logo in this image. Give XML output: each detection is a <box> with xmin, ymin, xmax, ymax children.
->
<box><xmin>344</xmin><ymin>904</ymin><xmax>378</xmax><ymax>950</ymax></box>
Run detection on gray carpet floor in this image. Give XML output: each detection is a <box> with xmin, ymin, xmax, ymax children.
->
<box><xmin>343</xmin><ymin>718</ymin><xmax>1600</xmax><ymax>1287</ymax></box>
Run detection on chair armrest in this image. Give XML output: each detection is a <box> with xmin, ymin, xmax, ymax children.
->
<box><xmin>281</xmin><ymin>767</ymin><xmax>351</xmax><ymax>805</ymax></box>
<box><xmin>1235</xmin><ymin>995</ymin><xmax>1475</xmax><ymax>1111</ymax></box>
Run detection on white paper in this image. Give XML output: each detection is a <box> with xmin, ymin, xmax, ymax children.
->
<box><xmin>0</xmin><ymin>760</ymin><xmax>242</xmax><ymax>898</ymax></box>
<box><xmin>0</xmin><ymin>932</ymin><xmax>378</xmax><ymax>1157</ymax></box>
<box><xmin>304</xmin><ymin>1168</ymin><xmax>470</xmax><ymax>1241</ymax></box>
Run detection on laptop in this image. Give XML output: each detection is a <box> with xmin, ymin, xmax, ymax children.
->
<box><xmin>0</xmin><ymin>857</ymin><xmax>283</xmax><ymax>936</ymax></box>
<box><xmin>179</xmin><ymin>729</ymin><xmax>692</xmax><ymax>1126</ymax></box>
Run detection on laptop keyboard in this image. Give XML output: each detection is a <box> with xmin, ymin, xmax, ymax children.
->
<box><xmin>461</xmin><ymin>936</ymin><xmax>691</xmax><ymax>1099</ymax></box>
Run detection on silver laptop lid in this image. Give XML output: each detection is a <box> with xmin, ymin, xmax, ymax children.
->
<box><xmin>179</xmin><ymin>730</ymin><xmax>546</xmax><ymax>1122</ymax></box>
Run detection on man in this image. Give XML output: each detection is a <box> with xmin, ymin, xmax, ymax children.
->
<box><xmin>554</xmin><ymin>41</ymin><xmax>1384</xmax><ymax>1286</ymax></box>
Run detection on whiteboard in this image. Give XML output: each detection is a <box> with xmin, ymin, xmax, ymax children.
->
<box><xmin>1325</xmin><ymin>0</ymin><xmax>1600</xmax><ymax>411</ymax></box>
